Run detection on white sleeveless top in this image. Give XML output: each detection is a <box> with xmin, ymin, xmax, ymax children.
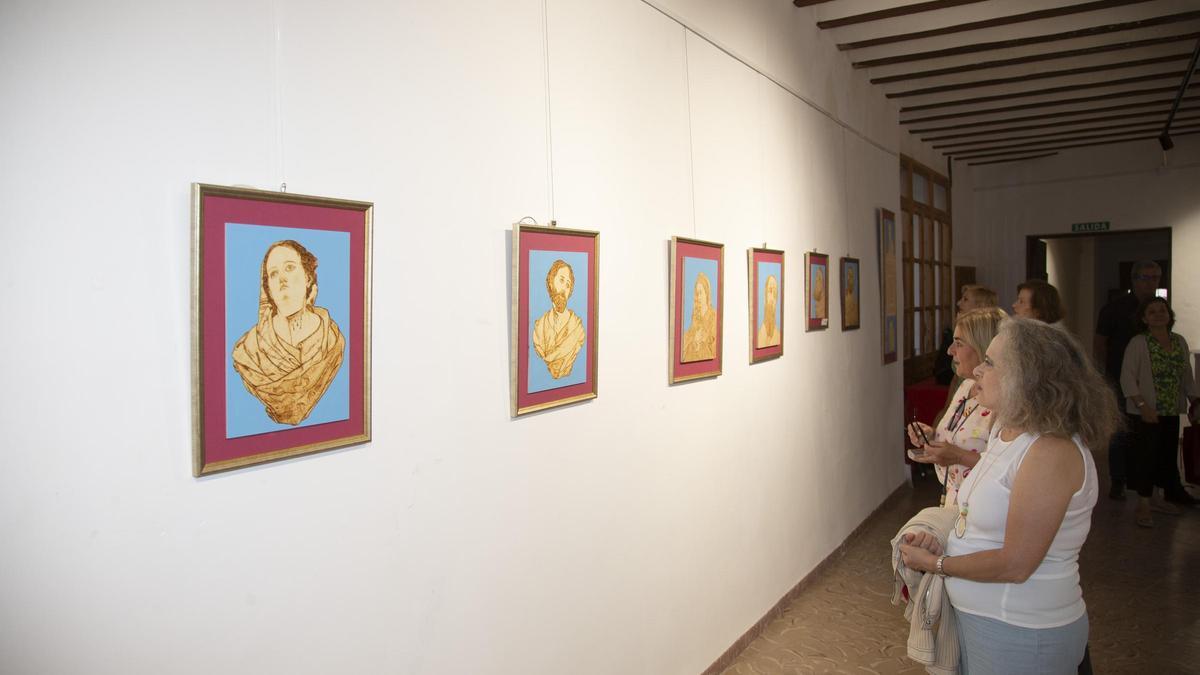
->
<box><xmin>945</xmin><ymin>428</ymin><xmax>1098</xmax><ymax>629</ymax></box>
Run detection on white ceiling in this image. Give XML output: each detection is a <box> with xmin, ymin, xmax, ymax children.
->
<box><xmin>794</xmin><ymin>0</ymin><xmax>1200</xmax><ymax>165</ymax></box>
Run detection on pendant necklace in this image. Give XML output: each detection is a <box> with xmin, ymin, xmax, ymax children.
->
<box><xmin>954</xmin><ymin>431</ymin><xmax>1016</xmax><ymax>538</ymax></box>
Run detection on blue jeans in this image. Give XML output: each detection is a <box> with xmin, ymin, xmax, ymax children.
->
<box><xmin>955</xmin><ymin>608</ymin><xmax>1088</xmax><ymax>674</ymax></box>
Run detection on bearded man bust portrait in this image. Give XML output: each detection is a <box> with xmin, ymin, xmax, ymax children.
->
<box><xmin>757</xmin><ymin>273</ymin><xmax>781</xmax><ymax>348</ymax></box>
<box><xmin>844</xmin><ymin>265</ymin><xmax>859</xmax><ymax>327</ymax></box>
<box><xmin>682</xmin><ymin>272</ymin><xmax>718</xmax><ymax>362</ymax></box>
<box><xmin>232</xmin><ymin>239</ymin><xmax>345</xmax><ymax>425</ymax></box>
<box><xmin>532</xmin><ymin>259</ymin><xmax>586</xmax><ymax>379</ymax></box>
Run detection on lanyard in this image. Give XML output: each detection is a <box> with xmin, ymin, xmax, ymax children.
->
<box><xmin>946</xmin><ymin>397</ymin><xmax>979</xmax><ymax>435</ymax></box>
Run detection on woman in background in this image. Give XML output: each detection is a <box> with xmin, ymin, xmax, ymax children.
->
<box><xmin>908</xmin><ymin>308</ymin><xmax>1006</xmax><ymax>506</ymax></box>
<box><xmin>1012</xmin><ymin>279</ymin><xmax>1065</xmax><ymax>325</ymax></box>
<box><xmin>900</xmin><ymin>318</ymin><xmax>1121</xmax><ymax>673</ymax></box>
<box><xmin>934</xmin><ymin>285</ymin><xmax>999</xmax><ymax>385</ymax></box>
<box><xmin>1120</xmin><ymin>296</ymin><xmax>1199</xmax><ymax>527</ymax></box>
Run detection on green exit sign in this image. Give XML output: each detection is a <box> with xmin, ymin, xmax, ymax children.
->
<box><xmin>1071</xmin><ymin>221</ymin><xmax>1110</xmax><ymax>232</ymax></box>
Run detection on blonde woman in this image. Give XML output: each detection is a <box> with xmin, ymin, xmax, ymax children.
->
<box><xmin>908</xmin><ymin>308</ymin><xmax>1006</xmax><ymax>506</ymax></box>
<box><xmin>900</xmin><ymin>318</ymin><xmax>1121</xmax><ymax>673</ymax></box>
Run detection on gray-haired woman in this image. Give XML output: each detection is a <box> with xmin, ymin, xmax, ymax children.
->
<box><xmin>900</xmin><ymin>318</ymin><xmax>1121</xmax><ymax>673</ymax></box>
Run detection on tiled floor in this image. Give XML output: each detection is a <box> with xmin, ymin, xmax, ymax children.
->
<box><xmin>719</xmin><ymin>461</ymin><xmax>1199</xmax><ymax>675</ymax></box>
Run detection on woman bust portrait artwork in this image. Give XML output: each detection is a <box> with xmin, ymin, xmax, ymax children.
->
<box><xmin>232</xmin><ymin>239</ymin><xmax>345</xmax><ymax>426</ymax></box>
<box><xmin>192</xmin><ymin>183</ymin><xmax>370</xmax><ymax>476</ymax></box>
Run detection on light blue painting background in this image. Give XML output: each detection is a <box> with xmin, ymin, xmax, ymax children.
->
<box><xmin>527</xmin><ymin>249</ymin><xmax>589</xmax><ymax>394</ymax></box>
<box><xmin>756</xmin><ymin>261</ymin><xmax>782</xmax><ymax>331</ymax></box>
<box><xmin>809</xmin><ymin>261</ymin><xmax>827</xmax><ymax>318</ymax></box>
<box><xmin>225</xmin><ymin>223</ymin><xmax>351</xmax><ymax>439</ymax></box>
<box><xmin>681</xmin><ymin>256</ymin><xmax>719</xmax><ymax>335</ymax></box>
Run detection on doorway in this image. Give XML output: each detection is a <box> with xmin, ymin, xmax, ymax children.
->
<box><xmin>1024</xmin><ymin>228</ymin><xmax>1171</xmax><ymax>347</ymax></box>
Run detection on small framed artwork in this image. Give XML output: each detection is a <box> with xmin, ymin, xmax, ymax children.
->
<box><xmin>748</xmin><ymin>247</ymin><xmax>784</xmax><ymax>363</ymax></box>
<box><xmin>670</xmin><ymin>236</ymin><xmax>724</xmax><ymax>383</ymax></box>
<box><xmin>841</xmin><ymin>256</ymin><xmax>861</xmax><ymax>331</ymax></box>
<box><xmin>511</xmin><ymin>223</ymin><xmax>599</xmax><ymax>416</ymax></box>
<box><xmin>878</xmin><ymin>208</ymin><xmax>898</xmax><ymax>363</ymax></box>
<box><xmin>191</xmin><ymin>183</ymin><xmax>372</xmax><ymax>476</ymax></box>
<box><xmin>805</xmin><ymin>251</ymin><xmax>830</xmax><ymax>332</ymax></box>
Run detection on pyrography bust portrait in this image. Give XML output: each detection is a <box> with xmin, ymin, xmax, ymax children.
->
<box><xmin>682</xmin><ymin>272</ymin><xmax>717</xmax><ymax>362</ymax></box>
<box><xmin>812</xmin><ymin>266</ymin><xmax>827</xmax><ymax>319</ymax></box>
<box><xmin>533</xmin><ymin>259</ymin><xmax>586</xmax><ymax>379</ymax></box>
<box><xmin>231</xmin><ymin>239</ymin><xmax>346</xmax><ymax>426</ymax></box>
<box><xmin>756</xmin><ymin>274</ymin><xmax>781</xmax><ymax>348</ymax></box>
<box><xmin>844</xmin><ymin>265</ymin><xmax>859</xmax><ymax>326</ymax></box>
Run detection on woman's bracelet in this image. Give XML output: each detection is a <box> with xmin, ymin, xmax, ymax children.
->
<box><xmin>935</xmin><ymin>554</ymin><xmax>950</xmax><ymax>577</ymax></box>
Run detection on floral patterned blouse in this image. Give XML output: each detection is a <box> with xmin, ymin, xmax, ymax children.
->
<box><xmin>933</xmin><ymin>378</ymin><xmax>995</xmax><ymax>506</ymax></box>
<box><xmin>1146</xmin><ymin>332</ymin><xmax>1187</xmax><ymax>415</ymax></box>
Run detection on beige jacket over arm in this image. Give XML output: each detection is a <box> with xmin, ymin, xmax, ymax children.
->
<box><xmin>890</xmin><ymin>506</ymin><xmax>960</xmax><ymax>675</ymax></box>
<box><xmin>1120</xmin><ymin>333</ymin><xmax>1198</xmax><ymax>415</ymax></box>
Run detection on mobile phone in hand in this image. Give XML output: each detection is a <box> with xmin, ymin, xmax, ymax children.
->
<box><xmin>909</xmin><ymin>420</ymin><xmax>931</xmax><ymax>446</ymax></box>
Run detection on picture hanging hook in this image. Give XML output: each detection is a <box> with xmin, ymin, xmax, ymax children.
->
<box><xmin>549</xmin><ymin>220</ymin><xmax>558</xmax><ymax>228</ymax></box>
<box><xmin>280</xmin><ymin>182</ymin><xmax>287</xmax><ymax>193</ymax></box>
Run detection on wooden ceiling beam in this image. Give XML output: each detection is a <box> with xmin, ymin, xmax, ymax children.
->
<box><xmin>870</xmin><ymin>32</ymin><xmax>1200</xmax><ymax>82</ymax></box>
<box><xmin>1162</xmin><ymin>36</ymin><xmax>1200</xmax><ymax>141</ymax></box>
<box><xmin>899</xmin><ymin>69</ymin><xmax>1194</xmax><ymax>112</ymax></box>
<box><xmin>839</xmin><ymin>0</ymin><xmax>1157</xmax><ymax>51</ymax></box>
<box><xmin>793</xmin><ymin>0</ymin><xmax>836</xmax><ymax>7</ymax></box>
<box><xmin>817</xmin><ymin>0</ymin><xmax>989</xmax><ymax>29</ymax></box>
<box><xmin>920</xmin><ymin>104</ymin><xmax>1200</xmax><ymax>140</ymax></box>
<box><xmin>900</xmin><ymin>82</ymin><xmax>1198</xmax><ymax>124</ymax></box>
<box><xmin>950</xmin><ymin>127</ymin><xmax>1165</xmax><ymax>156</ymax></box>
<box><xmin>908</xmin><ymin>95</ymin><xmax>1200</xmax><ymax>132</ymax></box>
<box><xmin>967</xmin><ymin>152</ymin><xmax>1060</xmax><ymax>166</ymax></box>
<box><xmin>952</xmin><ymin>126</ymin><xmax>1200</xmax><ymax>160</ymax></box>
<box><xmin>852</xmin><ymin>10</ymin><xmax>1200</xmax><ymax>68</ymax></box>
<box><xmin>935</xmin><ymin>114</ymin><xmax>1200</xmax><ymax>150</ymax></box>
<box><xmin>886</xmin><ymin>53</ymin><xmax>1192</xmax><ymax>98</ymax></box>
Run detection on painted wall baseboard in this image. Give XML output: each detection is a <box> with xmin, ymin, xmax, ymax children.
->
<box><xmin>700</xmin><ymin>482</ymin><xmax>910</xmax><ymax>675</ymax></box>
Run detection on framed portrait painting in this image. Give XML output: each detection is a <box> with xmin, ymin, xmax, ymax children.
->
<box><xmin>878</xmin><ymin>208</ymin><xmax>898</xmax><ymax>364</ymax></box>
<box><xmin>670</xmin><ymin>237</ymin><xmax>724</xmax><ymax>383</ymax></box>
<box><xmin>805</xmin><ymin>251</ymin><xmax>830</xmax><ymax>332</ymax></box>
<box><xmin>191</xmin><ymin>183</ymin><xmax>372</xmax><ymax>476</ymax></box>
<box><xmin>511</xmin><ymin>223</ymin><xmax>598</xmax><ymax>416</ymax></box>
<box><xmin>748</xmin><ymin>247</ymin><xmax>784</xmax><ymax>363</ymax></box>
<box><xmin>841</xmin><ymin>256</ymin><xmax>861</xmax><ymax>331</ymax></box>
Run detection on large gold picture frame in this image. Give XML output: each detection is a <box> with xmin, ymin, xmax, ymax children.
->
<box><xmin>670</xmin><ymin>236</ymin><xmax>724</xmax><ymax>383</ymax></box>
<box><xmin>510</xmin><ymin>223</ymin><xmax>599</xmax><ymax>416</ymax></box>
<box><xmin>191</xmin><ymin>183</ymin><xmax>372</xmax><ymax>476</ymax></box>
<box><xmin>748</xmin><ymin>247</ymin><xmax>784</xmax><ymax>363</ymax></box>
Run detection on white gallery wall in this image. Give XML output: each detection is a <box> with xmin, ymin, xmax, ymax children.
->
<box><xmin>952</xmin><ymin>135</ymin><xmax>1200</xmax><ymax>347</ymax></box>
<box><xmin>0</xmin><ymin>1</ymin><xmax>910</xmax><ymax>673</ymax></box>
<box><xmin>1045</xmin><ymin>237</ymin><xmax>1096</xmax><ymax>346</ymax></box>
